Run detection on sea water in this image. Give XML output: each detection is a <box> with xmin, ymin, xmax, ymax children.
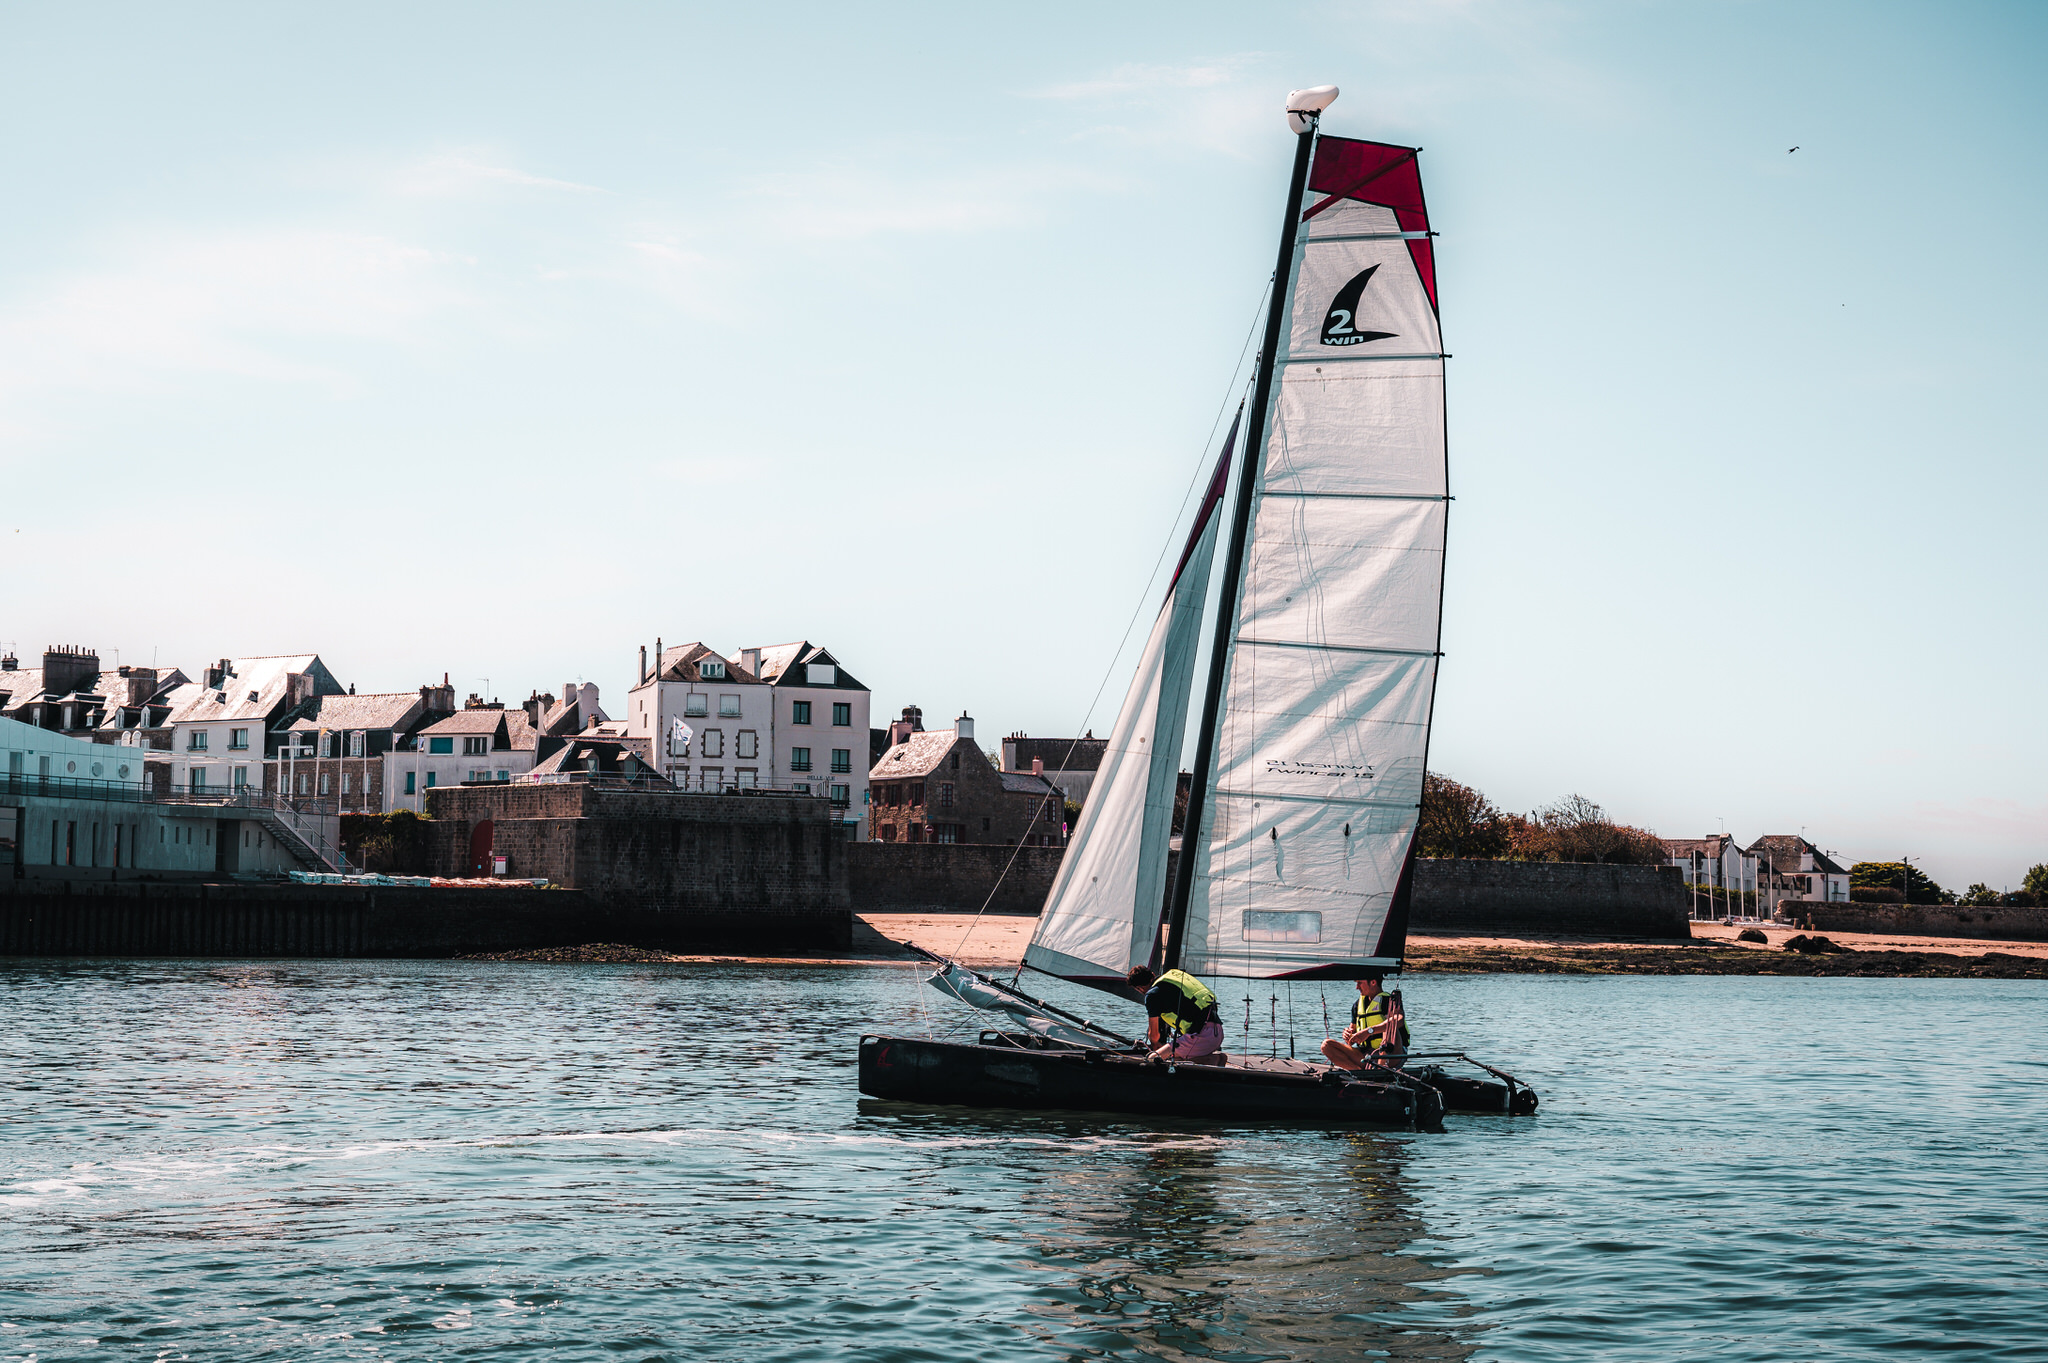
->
<box><xmin>0</xmin><ymin>960</ymin><xmax>2041</xmax><ymax>1361</ymax></box>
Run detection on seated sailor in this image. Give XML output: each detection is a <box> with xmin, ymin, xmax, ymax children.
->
<box><xmin>1320</xmin><ymin>973</ymin><xmax>1409</xmax><ymax>1071</ymax></box>
<box><xmin>1125</xmin><ymin>965</ymin><xmax>1224</xmax><ymax>1061</ymax></box>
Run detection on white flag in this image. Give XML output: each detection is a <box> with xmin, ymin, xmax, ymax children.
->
<box><xmin>670</xmin><ymin>718</ymin><xmax>691</xmax><ymax>751</ymax></box>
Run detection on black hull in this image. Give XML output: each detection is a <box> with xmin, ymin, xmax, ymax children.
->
<box><xmin>859</xmin><ymin>1034</ymin><xmax>1444</xmax><ymax>1128</ymax></box>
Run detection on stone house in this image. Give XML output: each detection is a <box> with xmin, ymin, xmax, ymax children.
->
<box><xmin>868</xmin><ymin>712</ymin><xmax>1065</xmax><ymax>846</ymax></box>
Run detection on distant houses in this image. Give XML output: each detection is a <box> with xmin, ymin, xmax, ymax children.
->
<box><xmin>1661</xmin><ymin>832</ymin><xmax>1851</xmax><ymax>919</ymax></box>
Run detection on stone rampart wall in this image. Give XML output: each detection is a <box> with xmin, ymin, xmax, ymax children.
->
<box><xmin>0</xmin><ymin>878</ymin><xmax>846</xmax><ymax>956</ymax></box>
<box><xmin>1410</xmin><ymin>858</ymin><xmax>1692</xmax><ymax>937</ymax></box>
<box><xmin>847</xmin><ymin>843</ymin><xmax>1065</xmax><ymax>916</ymax></box>
<box><xmin>423</xmin><ymin>782</ymin><xmax>850</xmax><ymax>944</ymax></box>
<box><xmin>845</xmin><ymin>844</ymin><xmax>1691</xmax><ymax>939</ymax></box>
<box><xmin>1799</xmin><ymin>902</ymin><xmax>2048</xmax><ymax>942</ymax></box>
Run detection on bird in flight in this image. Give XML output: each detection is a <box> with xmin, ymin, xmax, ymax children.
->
<box><xmin>1788</xmin><ymin>146</ymin><xmax>1800</xmax><ymax>153</ymax></box>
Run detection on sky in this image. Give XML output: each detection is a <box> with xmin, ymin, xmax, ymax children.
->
<box><xmin>2</xmin><ymin>1</ymin><xmax>2043</xmax><ymax>890</ymax></box>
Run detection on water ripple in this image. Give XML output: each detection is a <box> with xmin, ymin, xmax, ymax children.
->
<box><xmin>0</xmin><ymin>962</ymin><xmax>2041</xmax><ymax>1360</ymax></box>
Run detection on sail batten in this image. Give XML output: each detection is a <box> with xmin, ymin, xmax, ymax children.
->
<box><xmin>1176</xmin><ymin>134</ymin><xmax>1447</xmax><ymax>981</ymax></box>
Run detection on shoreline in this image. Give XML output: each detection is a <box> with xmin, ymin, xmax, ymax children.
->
<box><xmin>453</xmin><ymin>914</ymin><xmax>2048</xmax><ymax>979</ymax></box>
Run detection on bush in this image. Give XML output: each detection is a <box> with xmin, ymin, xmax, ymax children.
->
<box><xmin>341</xmin><ymin>809</ymin><xmax>435</xmax><ymax>874</ymax></box>
<box><xmin>1849</xmin><ymin>861</ymin><xmax>1952</xmax><ymax>905</ymax></box>
<box><xmin>1850</xmin><ymin>886</ymin><xmax>1905</xmax><ymax>903</ymax></box>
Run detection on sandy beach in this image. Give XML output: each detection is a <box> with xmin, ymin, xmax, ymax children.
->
<box><xmin>458</xmin><ymin>912</ymin><xmax>2048</xmax><ymax>978</ymax></box>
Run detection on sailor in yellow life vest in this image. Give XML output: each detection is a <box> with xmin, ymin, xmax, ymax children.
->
<box><xmin>1125</xmin><ymin>965</ymin><xmax>1225</xmax><ymax>1061</ymax></box>
<box><xmin>1320</xmin><ymin>973</ymin><xmax>1410</xmax><ymax>1071</ymax></box>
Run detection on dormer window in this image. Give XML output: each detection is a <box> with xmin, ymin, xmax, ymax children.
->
<box><xmin>699</xmin><ymin>660</ymin><xmax>727</xmax><ymax>680</ymax></box>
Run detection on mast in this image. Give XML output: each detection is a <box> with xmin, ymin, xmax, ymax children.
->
<box><xmin>1163</xmin><ymin>108</ymin><xmax>1322</xmax><ymax>970</ymax></box>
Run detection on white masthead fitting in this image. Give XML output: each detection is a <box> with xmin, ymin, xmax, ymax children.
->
<box><xmin>1286</xmin><ymin>84</ymin><xmax>1339</xmax><ymax>134</ymax></box>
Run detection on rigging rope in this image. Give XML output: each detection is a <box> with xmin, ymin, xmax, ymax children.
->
<box><xmin>925</xmin><ymin>281</ymin><xmax>1275</xmax><ymax>976</ymax></box>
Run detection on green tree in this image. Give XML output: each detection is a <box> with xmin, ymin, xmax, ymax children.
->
<box><xmin>2024</xmin><ymin>864</ymin><xmax>2048</xmax><ymax>903</ymax></box>
<box><xmin>1849</xmin><ymin>861</ymin><xmax>1950</xmax><ymax>905</ymax></box>
<box><xmin>1961</xmin><ymin>883</ymin><xmax>2000</xmax><ymax>907</ymax></box>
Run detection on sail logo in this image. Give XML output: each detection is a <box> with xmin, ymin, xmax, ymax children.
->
<box><xmin>1263</xmin><ymin>758</ymin><xmax>1374</xmax><ymax>781</ymax></box>
<box><xmin>1320</xmin><ymin>266</ymin><xmax>1398</xmax><ymax>347</ymax></box>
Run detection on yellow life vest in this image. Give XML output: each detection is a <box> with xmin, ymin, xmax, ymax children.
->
<box><xmin>1152</xmin><ymin>969</ymin><xmax>1218</xmax><ymax>1035</ymax></box>
<box><xmin>1353</xmin><ymin>991</ymin><xmax>1411</xmax><ymax>1054</ymax></box>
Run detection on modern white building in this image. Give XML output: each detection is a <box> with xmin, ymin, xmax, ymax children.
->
<box><xmin>626</xmin><ymin>639</ymin><xmax>870</xmax><ymax>839</ymax></box>
<box><xmin>1</xmin><ymin>713</ymin><xmax>323</xmax><ymax>877</ymax></box>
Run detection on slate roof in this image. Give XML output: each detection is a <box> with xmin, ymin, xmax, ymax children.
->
<box><xmin>999</xmin><ymin>771</ymin><xmax>1063</xmax><ymax>798</ymax></box>
<box><xmin>420</xmin><ymin>708</ymin><xmax>515</xmax><ymax>736</ymax></box>
<box><xmin>1746</xmin><ymin>835</ymin><xmax>1848</xmax><ymax>876</ymax></box>
<box><xmin>1005</xmin><ymin>735</ymin><xmax>1108</xmax><ymax>773</ymax></box>
<box><xmin>0</xmin><ymin>663</ymin><xmax>188</xmax><ymax>723</ymax></box>
<box><xmin>527</xmin><ymin>737</ymin><xmax>667</xmax><ymax>780</ymax></box>
<box><xmin>869</xmin><ymin>729</ymin><xmax>970</xmax><ymax>779</ymax></box>
<box><xmin>278</xmin><ymin>692</ymin><xmax>421</xmax><ymax>733</ymax></box>
<box><xmin>745</xmin><ymin>641</ymin><xmax>866</xmax><ymax>692</ymax></box>
<box><xmin>165</xmin><ymin>655</ymin><xmax>339</xmax><ymax>726</ymax></box>
<box><xmin>1661</xmin><ymin>835</ymin><xmax>1742</xmax><ymax>859</ymax></box>
<box><xmin>651</xmin><ymin>643</ymin><xmax>760</xmax><ymax>686</ymax></box>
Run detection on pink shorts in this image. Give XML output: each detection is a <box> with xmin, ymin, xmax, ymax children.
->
<box><xmin>1156</xmin><ymin>1017</ymin><xmax>1224</xmax><ymax>1059</ymax></box>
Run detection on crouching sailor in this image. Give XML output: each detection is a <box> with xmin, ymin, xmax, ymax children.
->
<box><xmin>1321</xmin><ymin>973</ymin><xmax>1410</xmax><ymax>1071</ymax></box>
<box><xmin>1126</xmin><ymin>966</ymin><xmax>1224</xmax><ymax>1062</ymax></box>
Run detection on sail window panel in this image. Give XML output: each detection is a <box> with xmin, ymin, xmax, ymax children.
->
<box><xmin>1183</xmin><ymin>791</ymin><xmax>1410</xmax><ymax>978</ymax></box>
<box><xmin>1206</xmin><ymin>650</ymin><xmax>1436</xmax><ymax>818</ymax></box>
<box><xmin>1301</xmin><ymin>197</ymin><xmax>1401</xmax><ymax>238</ymax></box>
<box><xmin>1286</xmin><ymin>230</ymin><xmax>1441</xmax><ymax>359</ymax></box>
<box><xmin>1262</xmin><ymin>366</ymin><xmax>1445</xmax><ymax>497</ymax></box>
<box><xmin>1239</xmin><ymin>498</ymin><xmax>1444</xmax><ymax>655</ymax></box>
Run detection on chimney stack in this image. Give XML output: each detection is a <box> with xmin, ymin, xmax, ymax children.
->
<box><xmin>1032</xmin><ymin>757</ymin><xmax>1043</xmax><ymax>776</ymax></box>
<box><xmin>956</xmin><ymin>711</ymin><xmax>975</xmax><ymax>743</ymax></box>
<box><xmin>639</xmin><ymin>644</ymin><xmax>647</xmax><ymax>684</ymax></box>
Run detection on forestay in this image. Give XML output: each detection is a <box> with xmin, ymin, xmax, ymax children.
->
<box><xmin>1180</xmin><ymin>137</ymin><xmax>1446</xmax><ymax>980</ymax></box>
<box><xmin>1022</xmin><ymin>429</ymin><xmax>1235</xmax><ymax>989</ymax></box>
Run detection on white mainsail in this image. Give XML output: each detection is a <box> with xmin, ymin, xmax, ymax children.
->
<box><xmin>1179</xmin><ymin>137</ymin><xmax>1446</xmax><ymax>979</ymax></box>
<box><xmin>1022</xmin><ymin>431</ymin><xmax>1236</xmax><ymax>986</ymax></box>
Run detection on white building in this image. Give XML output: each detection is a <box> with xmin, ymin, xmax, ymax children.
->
<box><xmin>626</xmin><ymin>639</ymin><xmax>870</xmax><ymax>839</ymax></box>
<box><xmin>384</xmin><ymin>706</ymin><xmax>539</xmax><ymax>813</ymax></box>
<box><xmin>1662</xmin><ymin>835</ymin><xmax>1760</xmax><ymax>920</ymax></box>
<box><xmin>1747</xmin><ymin>836</ymin><xmax>1852</xmax><ymax>914</ymax></box>
<box><xmin>165</xmin><ymin>655</ymin><xmax>343</xmax><ymax>797</ymax></box>
<box><xmin>628</xmin><ymin>642</ymin><xmax>772</xmax><ymax>794</ymax></box>
<box><xmin>2</xmin><ymin>713</ymin><xmax>323</xmax><ymax>877</ymax></box>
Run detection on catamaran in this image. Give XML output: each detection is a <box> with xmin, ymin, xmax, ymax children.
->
<box><xmin>859</xmin><ymin>86</ymin><xmax>1535</xmax><ymax>1127</ymax></box>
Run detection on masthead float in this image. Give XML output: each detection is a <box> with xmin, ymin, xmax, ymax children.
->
<box><xmin>859</xmin><ymin>85</ymin><xmax>1536</xmax><ymax>1125</ymax></box>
